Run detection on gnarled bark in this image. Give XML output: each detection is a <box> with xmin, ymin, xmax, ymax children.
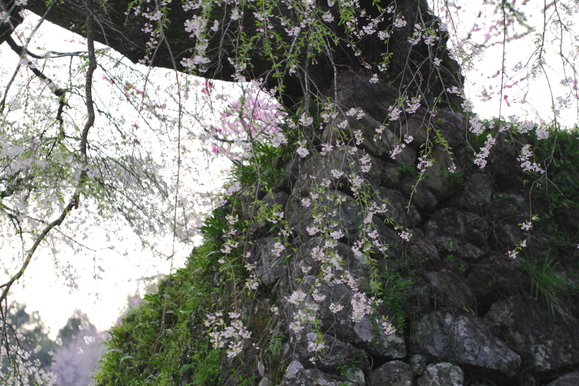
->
<box><xmin>1</xmin><ymin>0</ymin><xmax>462</xmax><ymax>109</ymax></box>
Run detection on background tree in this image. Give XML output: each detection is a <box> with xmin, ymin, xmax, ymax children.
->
<box><xmin>51</xmin><ymin>313</ymin><xmax>106</xmax><ymax>386</ymax></box>
<box><xmin>1</xmin><ymin>302</ymin><xmax>56</xmax><ymax>384</ymax></box>
<box><xmin>0</xmin><ymin>303</ymin><xmax>105</xmax><ymax>385</ymax></box>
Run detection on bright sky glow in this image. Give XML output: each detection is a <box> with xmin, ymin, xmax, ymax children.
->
<box><xmin>431</xmin><ymin>0</ymin><xmax>579</xmax><ymax>127</ymax></box>
<box><xmin>1</xmin><ymin>14</ymin><xmax>235</xmax><ymax>338</ymax></box>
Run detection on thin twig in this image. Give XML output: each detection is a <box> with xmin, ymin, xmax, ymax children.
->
<box><xmin>0</xmin><ymin>13</ymin><xmax>97</xmax><ymax>304</ymax></box>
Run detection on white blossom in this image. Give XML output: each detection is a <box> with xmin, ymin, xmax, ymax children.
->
<box><xmin>329</xmin><ymin>302</ymin><xmax>344</xmax><ymax>313</ymax></box>
<box><xmin>393</xmin><ymin>17</ymin><xmax>407</xmax><ymax>28</ymax></box>
<box><xmin>297</xmin><ymin>145</ymin><xmax>309</xmax><ymax>158</ymax></box>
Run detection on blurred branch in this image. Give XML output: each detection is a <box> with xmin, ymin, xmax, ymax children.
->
<box><xmin>0</xmin><ymin>0</ymin><xmax>24</xmax><ymax>45</ymax></box>
<box><xmin>0</xmin><ymin>2</ymin><xmax>67</xmax><ymax>118</ymax></box>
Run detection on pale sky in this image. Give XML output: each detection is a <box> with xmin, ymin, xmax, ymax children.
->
<box><xmin>1</xmin><ymin>14</ymin><xmax>229</xmax><ymax>338</ymax></box>
<box><xmin>2</xmin><ymin>2</ymin><xmax>577</xmax><ymax>340</ymax></box>
<box><xmin>432</xmin><ymin>0</ymin><xmax>579</xmax><ymax>127</ymax></box>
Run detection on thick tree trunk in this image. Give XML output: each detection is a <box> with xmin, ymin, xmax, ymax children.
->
<box><xmin>1</xmin><ymin>0</ymin><xmax>462</xmax><ymax>109</ymax></box>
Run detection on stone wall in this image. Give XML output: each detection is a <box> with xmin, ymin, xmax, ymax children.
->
<box><xmin>239</xmin><ymin>71</ymin><xmax>579</xmax><ymax>386</ymax></box>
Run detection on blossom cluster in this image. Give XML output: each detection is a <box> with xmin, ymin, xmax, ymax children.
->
<box><xmin>408</xmin><ymin>23</ymin><xmax>439</xmax><ymax>46</ymax></box>
<box><xmin>244</xmin><ymin>260</ymin><xmax>260</xmax><ymax>291</ymax></box>
<box><xmin>288</xmin><ymin>300</ymin><xmax>319</xmax><ymax>336</ymax></box>
<box><xmin>205</xmin><ymin>312</ymin><xmax>253</xmax><ymax>358</ymax></box>
<box><xmin>473</xmin><ymin>134</ymin><xmax>496</xmax><ymax>168</ymax></box>
<box><xmin>209</xmin><ymin>81</ymin><xmax>288</xmax><ymax>157</ymax></box>
<box><xmin>390</xmin><ymin>134</ymin><xmax>413</xmax><ymax>160</ymax></box>
<box><xmin>283</xmin><ymin>178</ymin><xmax>394</xmax><ymax>341</ymax></box>
<box><xmin>0</xmin><ymin>343</ymin><xmax>57</xmax><ymax>385</ymax></box>
<box><xmin>417</xmin><ymin>155</ymin><xmax>434</xmax><ymax>173</ymax></box>
<box><xmin>517</xmin><ymin>145</ymin><xmax>545</xmax><ymax>174</ymax></box>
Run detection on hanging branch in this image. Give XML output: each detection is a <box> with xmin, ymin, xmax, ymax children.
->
<box><xmin>0</xmin><ymin>13</ymin><xmax>97</xmax><ymax>304</ymax></box>
<box><xmin>1</xmin><ymin>4</ymin><xmax>68</xmax><ymax>124</ymax></box>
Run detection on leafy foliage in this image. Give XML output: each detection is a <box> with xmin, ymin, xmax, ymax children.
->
<box><xmin>94</xmin><ymin>263</ymin><xmax>213</xmax><ymax>385</ymax></box>
<box><xmin>533</xmin><ymin>127</ymin><xmax>579</xmax><ymax>219</ymax></box>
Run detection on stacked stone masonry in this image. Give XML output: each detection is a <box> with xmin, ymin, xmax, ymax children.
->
<box><xmin>246</xmin><ymin>73</ymin><xmax>579</xmax><ymax>386</ymax></box>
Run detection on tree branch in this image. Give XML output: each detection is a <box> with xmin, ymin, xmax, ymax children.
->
<box><xmin>0</xmin><ymin>12</ymin><xmax>97</xmax><ymax>304</ymax></box>
<box><xmin>16</xmin><ymin>0</ymin><xmax>463</xmax><ymax>109</ymax></box>
<box><xmin>0</xmin><ymin>0</ymin><xmax>24</xmax><ymax>45</ymax></box>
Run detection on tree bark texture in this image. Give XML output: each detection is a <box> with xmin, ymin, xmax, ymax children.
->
<box><xmin>1</xmin><ymin>0</ymin><xmax>462</xmax><ymax>109</ymax></box>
